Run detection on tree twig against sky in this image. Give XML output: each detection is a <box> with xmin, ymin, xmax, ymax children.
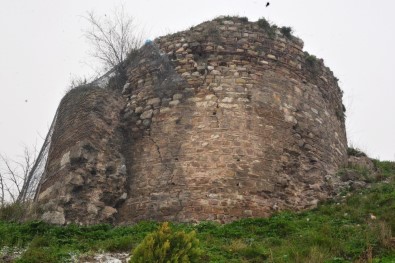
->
<box><xmin>0</xmin><ymin>171</ymin><xmax>4</xmax><ymax>206</ymax></box>
<box><xmin>83</xmin><ymin>7</ymin><xmax>143</xmax><ymax>73</ymax></box>
<box><xmin>0</xmin><ymin>146</ymin><xmax>37</xmax><ymax>204</ymax></box>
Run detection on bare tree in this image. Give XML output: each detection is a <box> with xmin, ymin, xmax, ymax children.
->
<box><xmin>0</xmin><ymin>171</ymin><xmax>4</xmax><ymax>207</ymax></box>
<box><xmin>0</xmin><ymin>146</ymin><xmax>37</xmax><ymax>204</ymax></box>
<box><xmin>83</xmin><ymin>7</ymin><xmax>143</xmax><ymax>73</ymax></box>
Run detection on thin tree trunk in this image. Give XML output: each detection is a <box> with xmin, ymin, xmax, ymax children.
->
<box><xmin>0</xmin><ymin>172</ymin><xmax>4</xmax><ymax>207</ymax></box>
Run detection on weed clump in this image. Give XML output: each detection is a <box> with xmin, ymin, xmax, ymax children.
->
<box><xmin>280</xmin><ymin>26</ymin><xmax>293</xmax><ymax>39</ymax></box>
<box><xmin>192</xmin><ymin>23</ymin><xmax>222</xmax><ymax>44</ymax></box>
<box><xmin>257</xmin><ymin>17</ymin><xmax>271</xmax><ymax>30</ymax></box>
<box><xmin>129</xmin><ymin>222</ymin><xmax>202</xmax><ymax>263</ymax></box>
<box><xmin>305</xmin><ymin>53</ymin><xmax>318</xmax><ymax>67</ymax></box>
<box><xmin>238</xmin><ymin>16</ymin><xmax>249</xmax><ymax>23</ymax></box>
<box><xmin>304</xmin><ymin>52</ymin><xmax>322</xmax><ymax>77</ymax></box>
<box><xmin>257</xmin><ymin>18</ymin><xmax>277</xmax><ymax>38</ymax></box>
<box><xmin>336</xmin><ymin>106</ymin><xmax>346</xmax><ymax>121</ymax></box>
<box><xmin>347</xmin><ymin>147</ymin><xmax>367</xmax><ymax>157</ymax></box>
<box><xmin>215</xmin><ymin>15</ymin><xmax>248</xmax><ymax>23</ymax></box>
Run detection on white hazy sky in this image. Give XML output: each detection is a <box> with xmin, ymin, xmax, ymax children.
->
<box><xmin>0</xmin><ymin>0</ymin><xmax>394</xmax><ymax>161</ymax></box>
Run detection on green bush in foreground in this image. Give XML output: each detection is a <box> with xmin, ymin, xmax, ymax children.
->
<box><xmin>129</xmin><ymin>222</ymin><xmax>202</xmax><ymax>263</ymax></box>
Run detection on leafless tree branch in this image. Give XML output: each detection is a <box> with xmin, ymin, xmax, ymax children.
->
<box><xmin>0</xmin><ymin>145</ymin><xmax>38</xmax><ymax>204</ymax></box>
<box><xmin>0</xmin><ymin>172</ymin><xmax>4</xmax><ymax>207</ymax></box>
<box><xmin>83</xmin><ymin>6</ymin><xmax>143</xmax><ymax>73</ymax></box>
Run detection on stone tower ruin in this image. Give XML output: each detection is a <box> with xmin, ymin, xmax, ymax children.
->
<box><xmin>36</xmin><ymin>17</ymin><xmax>347</xmax><ymax>225</ymax></box>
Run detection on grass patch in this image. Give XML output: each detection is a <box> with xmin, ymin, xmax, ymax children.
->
<box><xmin>373</xmin><ymin>159</ymin><xmax>395</xmax><ymax>177</ymax></box>
<box><xmin>1</xmin><ymin>160</ymin><xmax>395</xmax><ymax>262</ymax></box>
<box><xmin>256</xmin><ymin>18</ymin><xmax>293</xmax><ymax>40</ymax></box>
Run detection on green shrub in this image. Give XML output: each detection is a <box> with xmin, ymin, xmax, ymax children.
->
<box><xmin>238</xmin><ymin>16</ymin><xmax>249</xmax><ymax>22</ymax></box>
<box><xmin>197</xmin><ymin>23</ymin><xmax>221</xmax><ymax>44</ymax></box>
<box><xmin>305</xmin><ymin>54</ymin><xmax>318</xmax><ymax>66</ymax></box>
<box><xmin>280</xmin><ymin>26</ymin><xmax>293</xmax><ymax>39</ymax></box>
<box><xmin>129</xmin><ymin>222</ymin><xmax>202</xmax><ymax>263</ymax></box>
<box><xmin>257</xmin><ymin>18</ymin><xmax>277</xmax><ymax>38</ymax></box>
<box><xmin>214</xmin><ymin>15</ymin><xmax>248</xmax><ymax>23</ymax></box>
<box><xmin>347</xmin><ymin>147</ymin><xmax>367</xmax><ymax>157</ymax></box>
<box><xmin>257</xmin><ymin>17</ymin><xmax>271</xmax><ymax>30</ymax></box>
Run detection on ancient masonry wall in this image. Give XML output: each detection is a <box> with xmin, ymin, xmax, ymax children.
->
<box><xmin>37</xmin><ymin>87</ymin><xmax>127</xmax><ymax>224</ymax></box>
<box><xmin>37</xmin><ymin>17</ymin><xmax>347</xmax><ymax>225</ymax></box>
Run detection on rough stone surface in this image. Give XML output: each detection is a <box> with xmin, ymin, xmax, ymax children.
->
<box><xmin>140</xmin><ymin>109</ymin><xmax>153</xmax><ymax>119</ymax></box>
<box><xmin>348</xmin><ymin>156</ymin><xmax>375</xmax><ymax>171</ymax></box>
<box><xmin>36</xmin><ymin>87</ymin><xmax>126</xmax><ymax>224</ymax></box>
<box><xmin>330</xmin><ymin>155</ymin><xmax>377</xmax><ymax>195</ymax></box>
<box><xmin>36</xmin><ymin>17</ymin><xmax>348</xmax><ymax>225</ymax></box>
<box><xmin>41</xmin><ymin>211</ymin><xmax>66</xmax><ymax>225</ymax></box>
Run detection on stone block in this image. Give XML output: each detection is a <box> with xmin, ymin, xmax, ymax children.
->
<box><xmin>101</xmin><ymin>206</ymin><xmax>117</xmax><ymax>219</ymax></box>
<box><xmin>147</xmin><ymin>98</ymin><xmax>161</xmax><ymax>106</ymax></box>
<box><xmin>122</xmin><ymin>83</ymin><xmax>131</xmax><ymax>95</ymax></box>
<box><xmin>143</xmin><ymin>119</ymin><xmax>151</xmax><ymax>126</ymax></box>
<box><xmin>135</xmin><ymin>106</ymin><xmax>143</xmax><ymax>114</ymax></box>
<box><xmin>60</xmin><ymin>151</ymin><xmax>70</xmax><ymax>167</ymax></box>
<box><xmin>42</xmin><ymin>211</ymin><xmax>65</xmax><ymax>225</ymax></box>
<box><xmin>140</xmin><ymin>109</ymin><xmax>153</xmax><ymax>119</ymax></box>
<box><xmin>173</xmin><ymin>93</ymin><xmax>183</xmax><ymax>100</ymax></box>
<box><xmin>169</xmin><ymin>100</ymin><xmax>180</xmax><ymax>106</ymax></box>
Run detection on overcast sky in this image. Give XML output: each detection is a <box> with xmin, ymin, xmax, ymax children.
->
<box><xmin>0</xmin><ymin>0</ymin><xmax>394</xmax><ymax>161</ymax></box>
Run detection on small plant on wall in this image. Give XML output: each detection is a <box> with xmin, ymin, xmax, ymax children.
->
<box><xmin>280</xmin><ymin>26</ymin><xmax>293</xmax><ymax>39</ymax></box>
<box><xmin>257</xmin><ymin>17</ymin><xmax>277</xmax><ymax>38</ymax></box>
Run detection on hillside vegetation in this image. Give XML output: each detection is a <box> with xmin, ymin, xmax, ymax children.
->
<box><xmin>1</xmin><ymin>158</ymin><xmax>395</xmax><ymax>262</ymax></box>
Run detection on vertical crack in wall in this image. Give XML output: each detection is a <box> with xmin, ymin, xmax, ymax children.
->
<box><xmin>200</xmin><ymin>61</ymin><xmax>221</xmax><ymax>129</ymax></box>
<box><xmin>149</xmin><ymin>133</ymin><xmax>183</xmax><ymax>221</ymax></box>
<box><xmin>148</xmin><ymin>136</ymin><xmax>174</xmax><ymax>185</ymax></box>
